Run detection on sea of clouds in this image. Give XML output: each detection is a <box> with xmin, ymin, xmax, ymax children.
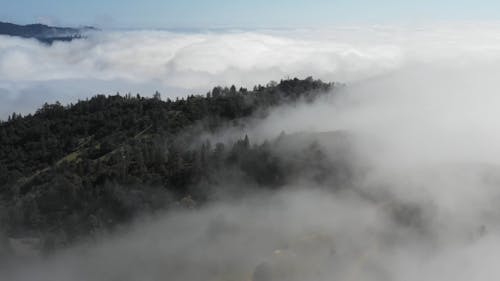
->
<box><xmin>3</xmin><ymin>23</ymin><xmax>500</xmax><ymax>118</ymax></box>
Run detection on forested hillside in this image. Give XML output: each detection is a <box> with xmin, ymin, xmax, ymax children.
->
<box><xmin>0</xmin><ymin>78</ymin><xmax>349</xmax><ymax>248</ymax></box>
<box><xmin>0</xmin><ymin>21</ymin><xmax>95</xmax><ymax>43</ymax></box>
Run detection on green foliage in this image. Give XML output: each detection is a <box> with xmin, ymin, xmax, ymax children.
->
<box><xmin>0</xmin><ymin>78</ymin><xmax>336</xmax><ymax>243</ymax></box>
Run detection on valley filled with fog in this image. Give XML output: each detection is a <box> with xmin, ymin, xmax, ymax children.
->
<box><xmin>3</xmin><ymin>24</ymin><xmax>500</xmax><ymax>280</ymax></box>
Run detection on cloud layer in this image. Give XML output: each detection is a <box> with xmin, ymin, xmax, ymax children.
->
<box><xmin>4</xmin><ymin>23</ymin><xmax>500</xmax><ymax>117</ymax></box>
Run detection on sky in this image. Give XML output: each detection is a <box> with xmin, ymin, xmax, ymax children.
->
<box><xmin>2</xmin><ymin>0</ymin><xmax>500</xmax><ymax>29</ymax></box>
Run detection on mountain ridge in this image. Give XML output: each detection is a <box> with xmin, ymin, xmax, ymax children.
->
<box><xmin>0</xmin><ymin>21</ymin><xmax>97</xmax><ymax>43</ymax></box>
<box><xmin>0</xmin><ymin>78</ymin><xmax>346</xmax><ymax>249</ymax></box>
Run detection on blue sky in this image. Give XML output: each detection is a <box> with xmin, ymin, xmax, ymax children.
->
<box><xmin>1</xmin><ymin>0</ymin><xmax>500</xmax><ymax>28</ymax></box>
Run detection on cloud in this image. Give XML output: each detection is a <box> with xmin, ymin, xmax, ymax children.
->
<box><xmin>3</xmin><ymin>23</ymin><xmax>500</xmax><ymax>118</ymax></box>
<box><xmin>0</xmin><ymin>26</ymin><xmax>402</xmax><ymax>118</ymax></box>
<box><xmin>5</xmin><ymin>23</ymin><xmax>500</xmax><ymax>280</ymax></box>
<box><xmin>0</xmin><ymin>189</ymin><xmax>434</xmax><ymax>281</ymax></box>
<box><xmin>0</xmin><ymin>29</ymin><xmax>402</xmax><ymax>84</ymax></box>
<box><xmin>243</xmin><ymin>60</ymin><xmax>500</xmax><ymax>211</ymax></box>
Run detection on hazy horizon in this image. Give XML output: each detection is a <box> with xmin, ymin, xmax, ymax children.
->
<box><xmin>5</xmin><ymin>0</ymin><xmax>500</xmax><ymax>29</ymax></box>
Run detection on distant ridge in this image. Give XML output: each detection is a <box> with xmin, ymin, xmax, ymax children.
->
<box><xmin>0</xmin><ymin>21</ymin><xmax>97</xmax><ymax>43</ymax></box>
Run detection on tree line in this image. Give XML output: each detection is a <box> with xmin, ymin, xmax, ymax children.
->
<box><xmin>0</xmin><ymin>77</ymin><xmax>343</xmax><ymax>249</ymax></box>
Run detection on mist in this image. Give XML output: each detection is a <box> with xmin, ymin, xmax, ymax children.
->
<box><xmin>6</xmin><ymin>23</ymin><xmax>500</xmax><ymax>118</ymax></box>
<box><xmin>4</xmin><ymin>23</ymin><xmax>500</xmax><ymax>280</ymax></box>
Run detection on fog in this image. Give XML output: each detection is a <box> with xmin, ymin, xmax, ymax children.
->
<box><xmin>4</xmin><ymin>24</ymin><xmax>500</xmax><ymax>280</ymax></box>
<box><xmin>4</xmin><ymin>23</ymin><xmax>500</xmax><ymax>117</ymax></box>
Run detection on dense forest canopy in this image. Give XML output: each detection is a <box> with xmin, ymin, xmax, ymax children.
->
<box><xmin>0</xmin><ymin>77</ymin><xmax>347</xmax><ymax>249</ymax></box>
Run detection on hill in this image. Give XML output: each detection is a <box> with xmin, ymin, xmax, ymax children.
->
<box><xmin>0</xmin><ymin>21</ymin><xmax>96</xmax><ymax>43</ymax></box>
<box><xmin>0</xmin><ymin>78</ymin><xmax>350</xmax><ymax>249</ymax></box>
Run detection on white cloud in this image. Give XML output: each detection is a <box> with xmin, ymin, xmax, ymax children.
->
<box><xmin>0</xmin><ymin>27</ymin><xmax>401</xmax><ymax>117</ymax></box>
<box><xmin>2</xmin><ymin>23</ymin><xmax>500</xmax><ymax>118</ymax></box>
<box><xmin>0</xmin><ymin>30</ymin><xmax>403</xmax><ymax>85</ymax></box>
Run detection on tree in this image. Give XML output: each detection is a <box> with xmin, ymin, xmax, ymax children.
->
<box><xmin>0</xmin><ymin>77</ymin><xmax>335</xmax><ymax>243</ymax></box>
